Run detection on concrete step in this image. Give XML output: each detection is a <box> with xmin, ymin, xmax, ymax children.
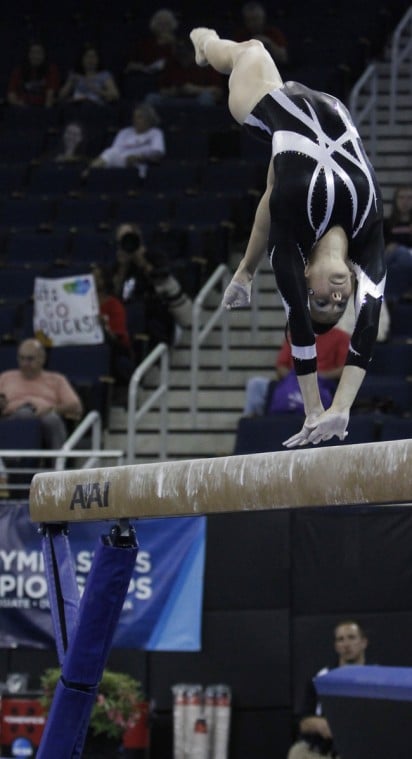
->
<box><xmin>376</xmin><ymin>167</ymin><xmax>412</xmax><ymax>184</ymax></box>
<box><xmin>179</xmin><ymin>325</ymin><xmax>284</xmax><ymax>347</ymax></box>
<box><xmin>171</xmin><ymin>345</ymin><xmax>278</xmax><ymax>368</ymax></box>
<box><xmin>125</xmin><ymin>386</ymin><xmax>249</xmax><ymax>409</ymax></box>
<box><xmin>148</xmin><ymin>365</ymin><xmax>273</xmax><ymax>387</ymax></box>
<box><xmin>373</xmin><ymin>154</ymin><xmax>412</xmax><ymax>168</ymax></box>
<box><xmin>109</xmin><ymin>429</ymin><xmax>237</xmax><ymax>459</ymax></box>
<box><xmin>362</xmin><ymin>137</ymin><xmax>411</xmax><ymax>152</ymax></box>
<box><xmin>110</xmin><ymin>407</ymin><xmax>241</xmax><ymax>432</ymax></box>
<box><xmin>358</xmin><ymin>122</ymin><xmax>412</xmax><ymax>138</ymax></box>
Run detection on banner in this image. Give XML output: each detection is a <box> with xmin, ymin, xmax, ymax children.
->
<box><xmin>33</xmin><ymin>274</ymin><xmax>104</xmax><ymax>346</ymax></box>
<box><xmin>0</xmin><ymin>503</ymin><xmax>206</xmax><ymax>651</ymax></box>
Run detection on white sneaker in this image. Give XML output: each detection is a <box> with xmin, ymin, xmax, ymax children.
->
<box><xmin>190</xmin><ymin>27</ymin><xmax>218</xmax><ymax>66</ymax></box>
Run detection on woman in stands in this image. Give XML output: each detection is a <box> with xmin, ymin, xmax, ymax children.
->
<box><xmin>59</xmin><ymin>44</ymin><xmax>119</xmax><ymax>105</ymax></box>
<box><xmin>190</xmin><ymin>28</ymin><xmax>386</xmax><ymax>447</ymax></box>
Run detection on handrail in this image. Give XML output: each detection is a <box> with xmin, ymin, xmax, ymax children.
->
<box><xmin>389</xmin><ymin>6</ymin><xmax>412</xmax><ymax>126</ymax></box>
<box><xmin>250</xmin><ymin>264</ymin><xmax>261</xmax><ymax>340</ymax></box>
<box><xmin>190</xmin><ymin>264</ymin><xmax>230</xmax><ymax>425</ymax></box>
<box><xmin>55</xmin><ymin>410</ymin><xmax>103</xmax><ymax>471</ymax></box>
<box><xmin>0</xmin><ymin>447</ymin><xmax>124</xmax><ymax>497</ymax></box>
<box><xmin>348</xmin><ymin>63</ymin><xmax>378</xmax><ymax>162</ymax></box>
<box><xmin>127</xmin><ymin>342</ymin><xmax>169</xmax><ymax>464</ymax></box>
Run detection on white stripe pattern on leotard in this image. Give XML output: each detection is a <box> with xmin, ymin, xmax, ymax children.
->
<box><xmin>247</xmin><ymin>88</ymin><xmax>378</xmax><ymax>240</ymax></box>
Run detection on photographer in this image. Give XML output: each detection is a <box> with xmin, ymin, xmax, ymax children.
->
<box><xmin>112</xmin><ymin>223</ymin><xmax>192</xmax><ymax>351</ymax></box>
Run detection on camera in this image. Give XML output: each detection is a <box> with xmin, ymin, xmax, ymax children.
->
<box><xmin>119</xmin><ymin>231</ymin><xmax>141</xmax><ymax>254</ymax></box>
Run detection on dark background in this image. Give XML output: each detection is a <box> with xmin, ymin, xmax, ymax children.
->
<box><xmin>2</xmin><ymin>505</ymin><xmax>412</xmax><ymax>757</ymax></box>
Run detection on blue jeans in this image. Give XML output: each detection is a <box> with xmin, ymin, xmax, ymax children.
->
<box><xmin>385</xmin><ymin>245</ymin><xmax>412</xmax><ymax>299</ymax></box>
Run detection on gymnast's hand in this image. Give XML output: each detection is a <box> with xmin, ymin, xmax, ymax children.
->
<box><xmin>222</xmin><ymin>273</ymin><xmax>252</xmax><ymax>310</ymax></box>
<box><xmin>283</xmin><ymin>408</ymin><xmax>349</xmax><ymax>448</ymax></box>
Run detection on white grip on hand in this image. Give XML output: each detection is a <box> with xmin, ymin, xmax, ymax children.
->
<box><xmin>222</xmin><ymin>280</ymin><xmax>252</xmax><ymax>310</ymax></box>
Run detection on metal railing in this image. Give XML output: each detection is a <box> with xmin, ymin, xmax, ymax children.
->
<box><xmin>389</xmin><ymin>6</ymin><xmax>412</xmax><ymax>126</ymax></box>
<box><xmin>190</xmin><ymin>263</ymin><xmax>230</xmax><ymax>425</ymax></box>
<box><xmin>55</xmin><ymin>410</ymin><xmax>106</xmax><ymax>470</ymax></box>
<box><xmin>0</xmin><ymin>410</ymin><xmax>124</xmax><ymax>496</ymax></box>
<box><xmin>349</xmin><ymin>63</ymin><xmax>378</xmax><ymax>162</ymax></box>
<box><xmin>127</xmin><ymin>342</ymin><xmax>169</xmax><ymax>464</ymax></box>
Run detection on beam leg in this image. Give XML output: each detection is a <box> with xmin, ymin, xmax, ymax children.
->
<box><xmin>41</xmin><ymin>524</ymin><xmax>80</xmax><ymax>665</ymax></box>
<box><xmin>38</xmin><ymin>521</ymin><xmax>138</xmax><ymax>759</ymax></box>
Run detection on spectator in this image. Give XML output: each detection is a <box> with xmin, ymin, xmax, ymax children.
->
<box><xmin>125</xmin><ymin>8</ymin><xmax>180</xmax><ymax>75</ymax></box>
<box><xmin>383</xmin><ymin>185</ymin><xmax>412</xmax><ymax>301</ymax></box>
<box><xmin>0</xmin><ymin>339</ymin><xmax>83</xmax><ymax>449</ymax></box>
<box><xmin>384</xmin><ymin>184</ymin><xmax>412</xmax><ymax>250</ymax></box>
<box><xmin>7</xmin><ymin>41</ymin><xmax>60</xmax><ymax>107</ymax></box>
<box><xmin>112</xmin><ymin>223</ymin><xmax>191</xmax><ymax>349</ymax></box>
<box><xmin>87</xmin><ymin>103</ymin><xmax>165</xmax><ymax>179</ymax></box>
<box><xmin>92</xmin><ymin>265</ymin><xmax>134</xmax><ymax>384</ymax></box>
<box><xmin>145</xmin><ymin>40</ymin><xmax>224</xmax><ymax>108</ymax></box>
<box><xmin>287</xmin><ymin>620</ymin><xmax>368</xmax><ymax>759</ymax></box>
<box><xmin>53</xmin><ymin>121</ymin><xmax>89</xmax><ymax>163</ymax></box>
<box><xmin>59</xmin><ymin>44</ymin><xmax>119</xmax><ymax>105</ymax></box>
<box><xmin>235</xmin><ymin>2</ymin><xmax>288</xmax><ymax>65</ymax></box>
<box><xmin>243</xmin><ymin>327</ymin><xmax>349</xmax><ymax>416</ymax></box>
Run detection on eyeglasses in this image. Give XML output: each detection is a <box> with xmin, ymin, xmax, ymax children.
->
<box><xmin>18</xmin><ymin>355</ymin><xmax>37</xmax><ymax>361</ymax></box>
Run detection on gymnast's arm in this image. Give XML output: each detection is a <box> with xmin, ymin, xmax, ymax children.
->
<box><xmin>222</xmin><ymin>159</ymin><xmax>274</xmax><ymax>309</ymax></box>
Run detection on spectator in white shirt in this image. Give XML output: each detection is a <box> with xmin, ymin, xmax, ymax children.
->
<box><xmin>88</xmin><ymin>103</ymin><xmax>165</xmax><ymax>178</ymax></box>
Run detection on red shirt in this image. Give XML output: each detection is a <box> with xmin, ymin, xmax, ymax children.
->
<box><xmin>100</xmin><ymin>296</ymin><xmax>130</xmax><ymax>350</ymax></box>
<box><xmin>235</xmin><ymin>24</ymin><xmax>287</xmax><ymax>49</ymax></box>
<box><xmin>276</xmin><ymin>328</ymin><xmax>350</xmax><ymax>373</ymax></box>
<box><xmin>8</xmin><ymin>63</ymin><xmax>60</xmax><ymax>105</ymax></box>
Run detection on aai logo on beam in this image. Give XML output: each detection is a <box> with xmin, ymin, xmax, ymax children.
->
<box><xmin>69</xmin><ymin>482</ymin><xmax>110</xmax><ymax>510</ymax></box>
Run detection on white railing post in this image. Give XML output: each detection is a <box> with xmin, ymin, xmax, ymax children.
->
<box><xmin>190</xmin><ymin>264</ymin><xmax>230</xmax><ymax>426</ymax></box>
<box><xmin>55</xmin><ymin>410</ymin><xmax>103</xmax><ymax>471</ymax></box>
<box><xmin>126</xmin><ymin>342</ymin><xmax>169</xmax><ymax>464</ymax></box>
<box><xmin>250</xmin><ymin>265</ymin><xmax>260</xmax><ymax>341</ymax></box>
<box><xmin>389</xmin><ymin>7</ymin><xmax>412</xmax><ymax>127</ymax></box>
<box><xmin>349</xmin><ymin>63</ymin><xmax>378</xmax><ymax>163</ymax></box>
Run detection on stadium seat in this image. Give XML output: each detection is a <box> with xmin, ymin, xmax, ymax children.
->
<box><xmin>200</xmin><ymin>160</ymin><xmax>261</xmax><ymax>193</ymax></box>
<box><xmin>378</xmin><ymin>415</ymin><xmax>412</xmax><ymax>442</ymax></box>
<box><xmin>0</xmin><ymin>416</ymin><xmax>43</xmax><ymax>450</ymax></box>
<box><xmin>85</xmin><ymin>167</ymin><xmax>141</xmax><ymax>195</ymax></box>
<box><xmin>54</xmin><ymin>196</ymin><xmax>113</xmax><ymax>228</ymax></box>
<box><xmin>114</xmin><ymin>194</ymin><xmax>172</xmax><ymax>226</ymax></box>
<box><xmin>0</xmin><ymin>197</ymin><xmax>54</xmax><ymax>227</ymax></box>
<box><xmin>0</xmin><ymin>164</ymin><xmax>28</xmax><ymax>195</ymax></box>
<box><xmin>69</xmin><ymin>230</ymin><xmax>113</xmax><ymax>267</ymax></box>
<box><xmin>28</xmin><ymin>164</ymin><xmax>85</xmax><ymax>195</ymax></box>
<box><xmin>5</xmin><ymin>229</ymin><xmax>70</xmax><ymax>267</ymax></box>
<box><xmin>389</xmin><ymin>302</ymin><xmax>412</xmax><ymax>339</ymax></box>
<box><xmin>369</xmin><ymin>342</ymin><xmax>412</xmax><ymax>375</ymax></box>
<box><xmin>144</xmin><ymin>161</ymin><xmax>200</xmax><ymax>193</ymax></box>
<box><xmin>0</xmin><ymin>344</ymin><xmax>19</xmax><ymax>371</ymax></box>
<box><xmin>0</xmin><ymin>269</ymin><xmax>36</xmax><ymax>302</ymax></box>
<box><xmin>47</xmin><ymin>343</ymin><xmax>113</xmax><ymax>425</ymax></box>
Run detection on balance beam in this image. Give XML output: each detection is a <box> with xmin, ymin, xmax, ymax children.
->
<box><xmin>29</xmin><ymin>438</ymin><xmax>412</xmax><ymax>523</ymax></box>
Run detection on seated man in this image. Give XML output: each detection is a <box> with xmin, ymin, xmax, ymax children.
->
<box><xmin>288</xmin><ymin>620</ymin><xmax>368</xmax><ymax>759</ymax></box>
<box><xmin>0</xmin><ymin>339</ymin><xmax>83</xmax><ymax>449</ymax></box>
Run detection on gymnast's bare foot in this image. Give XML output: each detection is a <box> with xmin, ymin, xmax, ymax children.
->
<box><xmin>190</xmin><ymin>27</ymin><xmax>219</xmax><ymax>66</ymax></box>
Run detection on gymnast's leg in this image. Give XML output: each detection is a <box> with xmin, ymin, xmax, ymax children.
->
<box><xmin>190</xmin><ymin>28</ymin><xmax>283</xmax><ymax>124</ymax></box>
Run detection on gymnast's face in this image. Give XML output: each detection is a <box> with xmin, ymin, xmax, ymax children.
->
<box><xmin>305</xmin><ymin>262</ymin><xmax>353</xmax><ymax>323</ymax></box>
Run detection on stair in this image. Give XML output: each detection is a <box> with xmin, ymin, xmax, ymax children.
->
<box><xmin>356</xmin><ymin>59</ymin><xmax>412</xmax><ymax>210</ymax></box>
<box><xmin>107</xmin><ymin>257</ymin><xmax>285</xmax><ymax>462</ymax></box>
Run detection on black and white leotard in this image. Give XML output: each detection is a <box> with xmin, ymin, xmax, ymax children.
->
<box><xmin>243</xmin><ymin>81</ymin><xmax>386</xmax><ymax>375</ymax></box>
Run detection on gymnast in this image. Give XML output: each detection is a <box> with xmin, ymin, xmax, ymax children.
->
<box><xmin>190</xmin><ymin>28</ymin><xmax>386</xmax><ymax>448</ymax></box>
